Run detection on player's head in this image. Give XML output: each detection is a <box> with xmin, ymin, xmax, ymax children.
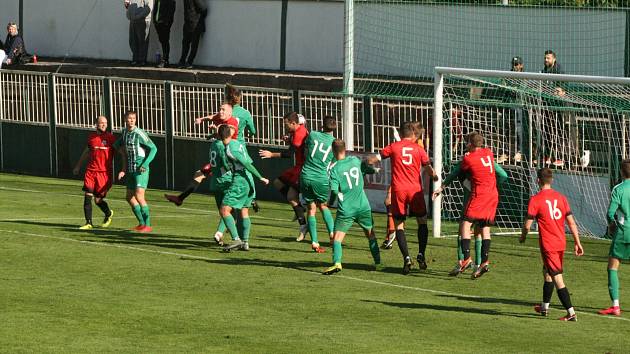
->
<box><xmin>621</xmin><ymin>159</ymin><xmax>630</xmax><ymax>179</ymax></box>
<box><xmin>544</xmin><ymin>50</ymin><xmax>556</xmax><ymax>68</ymax></box>
<box><xmin>218</xmin><ymin>124</ymin><xmax>233</xmax><ymax>142</ymax></box>
<box><xmin>124</xmin><ymin>110</ymin><xmax>137</xmax><ymax>130</ymax></box>
<box><xmin>219</xmin><ymin>102</ymin><xmax>233</xmax><ymax>121</ymax></box>
<box><xmin>410</xmin><ymin>121</ymin><xmax>425</xmax><ymax>141</ymax></box>
<box><xmin>332</xmin><ymin>139</ymin><xmax>346</xmax><ymax>160</ymax></box>
<box><xmin>467</xmin><ymin>132</ymin><xmax>484</xmax><ymax>150</ymax></box>
<box><xmin>537</xmin><ymin>168</ymin><xmax>553</xmax><ymax>186</ymax></box>
<box><xmin>322</xmin><ymin>115</ymin><xmax>337</xmax><ymax>133</ymax></box>
<box><xmin>400</xmin><ymin>122</ymin><xmax>415</xmax><ymax>139</ymax></box>
<box><xmin>225</xmin><ymin>84</ymin><xmax>242</xmax><ymax>105</ymax></box>
<box><xmin>283</xmin><ymin>112</ymin><xmax>301</xmax><ymax>132</ymax></box>
<box><xmin>95</xmin><ymin>115</ymin><xmax>108</xmax><ymax>133</ymax></box>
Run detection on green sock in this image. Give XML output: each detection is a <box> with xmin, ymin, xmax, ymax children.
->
<box><xmin>475</xmin><ymin>238</ymin><xmax>482</xmax><ymax>266</ymax></box>
<box><xmin>217</xmin><ymin>220</ymin><xmax>226</xmax><ymax>233</ymax></box>
<box><xmin>308</xmin><ymin>216</ymin><xmax>318</xmax><ymax>244</ymax></box>
<box><xmin>457</xmin><ymin>236</ymin><xmax>464</xmax><ymax>261</ymax></box>
<box><xmin>368</xmin><ymin>238</ymin><xmax>381</xmax><ymax>264</ymax></box>
<box><xmin>322</xmin><ymin>209</ymin><xmax>335</xmax><ymax>235</ymax></box>
<box><xmin>132</xmin><ymin>205</ymin><xmax>144</xmax><ymax>225</ymax></box>
<box><xmin>608</xmin><ymin>269</ymin><xmax>620</xmax><ymax>302</ymax></box>
<box><xmin>241</xmin><ymin>217</ymin><xmax>251</xmax><ymax>242</ymax></box>
<box><xmin>140</xmin><ymin>205</ymin><xmax>151</xmax><ymax>226</ymax></box>
<box><xmin>223</xmin><ymin>214</ymin><xmax>240</xmax><ymax>241</ymax></box>
<box><xmin>333</xmin><ymin>240</ymin><xmax>343</xmax><ymax>264</ymax></box>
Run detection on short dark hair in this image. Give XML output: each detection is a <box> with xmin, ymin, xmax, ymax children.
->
<box><xmin>124</xmin><ymin>110</ymin><xmax>137</xmax><ymax>119</ymax></box>
<box><xmin>218</xmin><ymin>124</ymin><xmax>232</xmax><ymax>140</ymax></box>
<box><xmin>622</xmin><ymin>159</ymin><xmax>630</xmax><ymax>179</ymax></box>
<box><xmin>468</xmin><ymin>132</ymin><xmax>484</xmax><ymax>147</ymax></box>
<box><xmin>544</xmin><ymin>50</ymin><xmax>556</xmax><ymax>58</ymax></box>
<box><xmin>410</xmin><ymin>121</ymin><xmax>424</xmax><ymax>138</ymax></box>
<box><xmin>400</xmin><ymin>122</ymin><xmax>415</xmax><ymax>138</ymax></box>
<box><xmin>225</xmin><ymin>84</ymin><xmax>242</xmax><ymax>105</ymax></box>
<box><xmin>284</xmin><ymin>111</ymin><xmax>300</xmax><ymax>124</ymax></box>
<box><xmin>322</xmin><ymin>115</ymin><xmax>337</xmax><ymax>132</ymax></box>
<box><xmin>332</xmin><ymin>139</ymin><xmax>346</xmax><ymax>155</ymax></box>
<box><xmin>537</xmin><ymin>168</ymin><xmax>553</xmax><ymax>185</ymax></box>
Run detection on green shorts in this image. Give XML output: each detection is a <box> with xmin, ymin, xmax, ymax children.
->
<box><xmin>334</xmin><ymin>209</ymin><xmax>373</xmax><ymax>233</ymax></box>
<box><xmin>300</xmin><ymin>177</ymin><xmax>330</xmax><ymax>204</ymax></box>
<box><xmin>222</xmin><ymin>175</ymin><xmax>254</xmax><ymax>210</ymax></box>
<box><xmin>126</xmin><ymin>170</ymin><xmax>149</xmax><ymax>190</ymax></box>
<box><xmin>609</xmin><ymin>236</ymin><xmax>630</xmax><ymax>260</ymax></box>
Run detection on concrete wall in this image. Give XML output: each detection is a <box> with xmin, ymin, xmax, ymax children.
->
<box><xmin>2</xmin><ymin>1</ymin><xmax>626</xmax><ymax>77</ymax></box>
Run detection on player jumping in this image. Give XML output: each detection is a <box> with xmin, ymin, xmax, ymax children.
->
<box><xmin>520</xmin><ymin>168</ymin><xmax>584</xmax><ymax>321</ymax></box>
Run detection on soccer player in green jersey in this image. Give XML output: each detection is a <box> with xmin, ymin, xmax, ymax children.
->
<box><xmin>218</xmin><ymin>124</ymin><xmax>270</xmax><ymax>252</ymax></box>
<box><xmin>115</xmin><ymin>110</ymin><xmax>157</xmax><ymax>233</ymax></box>
<box><xmin>300</xmin><ymin>116</ymin><xmax>337</xmax><ymax>253</ymax></box>
<box><xmin>323</xmin><ymin>139</ymin><xmax>382</xmax><ymax>275</ymax></box>
<box><xmin>599</xmin><ymin>159</ymin><xmax>630</xmax><ymax>316</ymax></box>
<box><xmin>433</xmin><ymin>155</ymin><xmax>508</xmax><ymax>276</ymax></box>
<box><xmin>208</xmin><ymin>135</ymin><xmax>234</xmax><ymax>246</ymax></box>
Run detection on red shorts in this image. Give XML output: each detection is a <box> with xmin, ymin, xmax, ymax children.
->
<box><xmin>464</xmin><ymin>193</ymin><xmax>498</xmax><ymax>225</ymax></box>
<box><xmin>83</xmin><ymin>170</ymin><xmax>112</xmax><ymax>198</ymax></box>
<box><xmin>541</xmin><ymin>250</ymin><xmax>564</xmax><ymax>275</ymax></box>
<box><xmin>390</xmin><ymin>188</ymin><xmax>426</xmax><ymax>218</ymax></box>
<box><xmin>278</xmin><ymin>165</ymin><xmax>301</xmax><ymax>188</ymax></box>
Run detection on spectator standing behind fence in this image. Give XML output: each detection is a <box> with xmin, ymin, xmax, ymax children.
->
<box><xmin>153</xmin><ymin>0</ymin><xmax>176</xmax><ymax>68</ymax></box>
<box><xmin>125</xmin><ymin>0</ymin><xmax>153</xmax><ymax>66</ymax></box>
<box><xmin>511</xmin><ymin>56</ymin><xmax>524</xmax><ymax>72</ymax></box>
<box><xmin>4</xmin><ymin>23</ymin><xmax>26</xmax><ymax>66</ymax></box>
<box><xmin>178</xmin><ymin>0</ymin><xmax>208</xmax><ymax>69</ymax></box>
<box><xmin>542</xmin><ymin>50</ymin><xmax>563</xmax><ymax>74</ymax></box>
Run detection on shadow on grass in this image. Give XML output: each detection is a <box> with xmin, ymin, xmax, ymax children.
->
<box><xmin>361</xmin><ymin>299</ymin><xmax>539</xmax><ymax>319</ymax></box>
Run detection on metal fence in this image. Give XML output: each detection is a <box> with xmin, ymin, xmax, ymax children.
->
<box><xmin>0</xmin><ymin>70</ymin><xmax>49</xmax><ymax>125</ymax></box>
<box><xmin>110</xmin><ymin>78</ymin><xmax>166</xmax><ymax>135</ymax></box>
<box><xmin>54</xmin><ymin>74</ymin><xmax>104</xmax><ymax>129</ymax></box>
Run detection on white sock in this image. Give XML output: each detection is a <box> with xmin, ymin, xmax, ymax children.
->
<box><xmin>613</xmin><ymin>299</ymin><xmax>620</xmax><ymax>307</ymax></box>
<box><xmin>542</xmin><ymin>302</ymin><xmax>550</xmax><ymax>311</ymax></box>
<box><xmin>567</xmin><ymin>307</ymin><xmax>576</xmax><ymax>316</ymax></box>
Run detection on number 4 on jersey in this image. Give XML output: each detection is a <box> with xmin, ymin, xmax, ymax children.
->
<box><xmin>480</xmin><ymin>156</ymin><xmax>493</xmax><ymax>173</ymax></box>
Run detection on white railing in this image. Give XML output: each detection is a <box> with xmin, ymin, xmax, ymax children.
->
<box><xmin>110</xmin><ymin>77</ymin><xmax>165</xmax><ymax>135</ymax></box>
<box><xmin>171</xmin><ymin>82</ymin><xmax>224</xmax><ymax>140</ymax></box>
<box><xmin>0</xmin><ymin>70</ymin><xmax>49</xmax><ymax>125</ymax></box>
<box><xmin>54</xmin><ymin>74</ymin><xmax>104</xmax><ymax>129</ymax></box>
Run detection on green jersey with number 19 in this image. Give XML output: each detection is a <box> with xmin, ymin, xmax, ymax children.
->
<box><xmin>301</xmin><ymin>131</ymin><xmax>335</xmax><ymax>181</ymax></box>
<box><xmin>329</xmin><ymin>156</ymin><xmax>375</xmax><ymax>216</ymax></box>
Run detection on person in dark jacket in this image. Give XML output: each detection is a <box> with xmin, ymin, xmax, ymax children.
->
<box><xmin>125</xmin><ymin>0</ymin><xmax>153</xmax><ymax>66</ymax></box>
<box><xmin>178</xmin><ymin>0</ymin><xmax>207</xmax><ymax>69</ymax></box>
<box><xmin>0</xmin><ymin>36</ymin><xmax>5</xmax><ymax>68</ymax></box>
<box><xmin>542</xmin><ymin>50</ymin><xmax>563</xmax><ymax>74</ymax></box>
<box><xmin>4</xmin><ymin>22</ymin><xmax>26</xmax><ymax>66</ymax></box>
<box><xmin>153</xmin><ymin>0</ymin><xmax>176</xmax><ymax>68</ymax></box>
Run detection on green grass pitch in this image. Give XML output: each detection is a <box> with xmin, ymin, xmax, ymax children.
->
<box><xmin>0</xmin><ymin>172</ymin><xmax>628</xmax><ymax>353</ymax></box>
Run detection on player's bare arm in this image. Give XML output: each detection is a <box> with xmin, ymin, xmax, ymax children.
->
<box><xmin>73</xmin><ymin>147</ymin><xmax>90</xmax><ymax>175</ymax></box>
<box><xmin>566</xmin><ymin>215</ymin><xmax>584</xmax><ymax>256</ymax></box>
<box><xmin>519</xmin><ymin>218</ymin><xmax>534</xmax><ymax>243</ymax></box>
<box><xmin>117</xmin><ymin>147</ymin><xmax>127</xmax><ymax>180</ymax></box>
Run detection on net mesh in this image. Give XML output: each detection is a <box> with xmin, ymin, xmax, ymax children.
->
<box><xmin>353</xmin><ymin>0</ymin><xmax>630</xmax><ymax>98</ymax></box>
<box><xmin>438</xmin><ymin>72</ymin><xmax>630</xmax><ymax>238</ymax></box>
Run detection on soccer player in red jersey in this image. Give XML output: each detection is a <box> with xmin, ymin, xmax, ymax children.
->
<box><xmin>164</xmin><ymin>102</ymin><xmax>239</xmax><ymax>206</ymax></box>
<box><xmin>72</xmin><ymin>116</ymin><xmax>117</xmax><ymax>229</ymax></box>
<box><xmin>520</xmin><ymin>168</ymin><xmax>584</xmax><ymax>321</ymax></box>
<box><xmin>457</xmin><ymin>133</ymin><xmax>498</xmax><ymax>278</ymax></box>
<box><xmin>369</xmin><ymin>122</ymin><xmax>438</xmax><ymax>274</ymax></box>
<box><xmin>259</xmin><ymin>112</ymin><xmax>310</xmax><ymax>240</ymax></box>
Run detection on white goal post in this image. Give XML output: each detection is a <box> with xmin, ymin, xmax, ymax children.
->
<box><xmin>432</xmin><ymin>67</ymin><xmax>630</xmax><ymax>239</ymax></box>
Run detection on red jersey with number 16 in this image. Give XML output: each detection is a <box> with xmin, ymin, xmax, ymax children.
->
<box><xmin>380</xmin><ymin>139</ymin><xmax>430</xmax><ymax>192</ymax></box>
<box><xmin>527</xmin><ymin>189</ymin><xmax>572</xmax><ymax>252</ymax></box>
<box><xmin>461</xmin><ymin>147</ymin><xmax>499</xmax><ymax>222</ymax></box>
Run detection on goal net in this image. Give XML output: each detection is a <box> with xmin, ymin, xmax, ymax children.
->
<box><xmin>433</xmin><ymin>68</ymin><xmax>630</xmax><ymax>239</ymax></box>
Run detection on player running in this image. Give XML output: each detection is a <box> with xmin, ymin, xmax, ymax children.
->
<box><xmin>323</xmin><ymin>139</ymin><xmax>382</xmax><ymax>274</ymax></box>
<box><xmin>72</xmin><ymin>116</ymin><xmax>117</xmax><ymax>229</ymax></box>
<box><xmin>259</xmin><ymin>112</ymin><xmax>309</xmax><ymax>241</ymax></box>
<box><xmin>435</xmin><ymin>133</ymin><xmax>497</xmax><ymax>279</ymax></box>
<box><xmin>432</xmin><ymin>141</ymin><xmax>508</xmax><ymax>276</ymax></box>
<box><xmin>300</xmin><ymin>116</ymin><xmax>337</xmax><ymax>253</ymax></box>
<box><xmin>219</xmin><ymin>124</ymin><xmax>270</xmax><ymax>252</ymax></box>
<box><xmin>599</xmin><ymin>159</ymin><xmax>630</xmax><ymax>317</ymax></box>
<box><xmin>163</xmin><ymin>102</ymin><xmax>239</xmax><ymax>206</ymax></box>
<box><xmin>520</xmin><ymin>168</ymin><xmax>584</xmax><ymax>321</ymax></box>
<box><xmin>369</xmin><ymin>122</ymin><xmax>438</xmax><ymax>274</ymax></box>
<box><xmin>116</xmin><ymin>110</ymin><xmax>158</xmax><ymax>233</ymax></box>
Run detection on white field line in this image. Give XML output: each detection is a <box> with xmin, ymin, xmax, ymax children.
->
<box><xmin>2</xmin><ymin>228</ymin><xmax>627</xmax><ymax>323</ymax></box>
